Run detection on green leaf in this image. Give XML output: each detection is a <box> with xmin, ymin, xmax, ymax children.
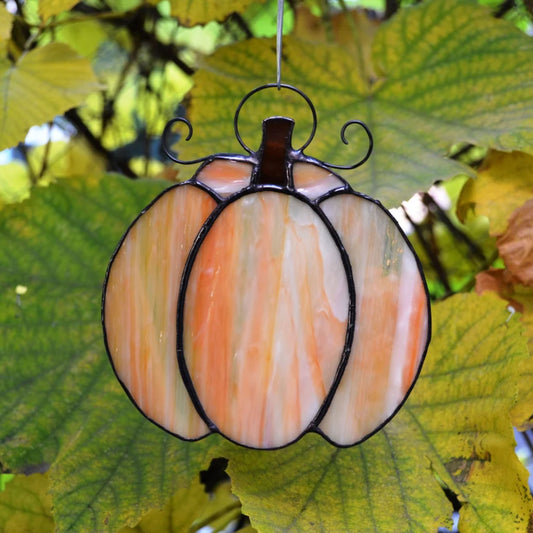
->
<box><xmin>184</xmin><ymin>0</ymin><xmax>533</xmax><ymax>206</ymax></box>
<box><xmin>0</xmin><ymin>42</ymin><xmax>101</xmax><ymax>151</ymax></box>
<box><xmin>0</xmin><ymin>474</ymin><xmax>54</xmax><ymax>533</ymax></box>
<box><xmin>225</xmin><ymin>293</ymin><xmax>533</xmax><ymax>532</ymax></box>
<box><xmin>0</xmin><ymin>474</ymin><xmax>15</xmax><ymax>491</ymax></box>
<box><xmin>39</xmin><ymin>0</ymin><xmax>80</xmax><ymax>21</ymax></box>
<box><xmin>0</xmin><ymin>175</ymin><xmax>224</xmax><ymax>531</ymax></box>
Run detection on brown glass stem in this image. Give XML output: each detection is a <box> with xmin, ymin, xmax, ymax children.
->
<box><xmin>255</xmin><ymin>117</ymin><xmax>294</xmax><ymax>187</ymax></box>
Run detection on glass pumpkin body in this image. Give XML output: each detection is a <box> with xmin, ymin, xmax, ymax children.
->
<box><xmin>102</xmin><ymin>117</ymin><xmax>430</xmax><ymax>449</ymax></box>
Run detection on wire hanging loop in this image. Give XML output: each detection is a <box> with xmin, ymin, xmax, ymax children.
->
<box><xmin>276</xmin><ymin>0</ymin><xmax>284</xmax><ymax>89</ymax></box>
<box><xmin>161</xmin><ymin>117</ymin><xmax>212</xmax><ymax>165</ymax></box>
<box><xmin>233</xmin><ymin>83</ymin><xmax>318</xmax><ymax>154</ymax></box>
<box><xmin>323</xmin><ymin>119</ymin><xmax>374</xmax><ymax>170</ymax></box>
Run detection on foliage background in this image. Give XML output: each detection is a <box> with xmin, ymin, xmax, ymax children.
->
<box><xmin>0</xmin><ymin>0</ymin><xmax>533</xmax><ymax>531</ymax></box>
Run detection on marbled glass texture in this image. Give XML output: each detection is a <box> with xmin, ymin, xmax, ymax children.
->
<box><xmin>318</xmin><ymin>193</ymin><xmax>429</xmax><ymax>445</ymax></box>
<box><xmin>182</xmin><ymin>191</ymin><xmax>351</xmax><ymax>448</ymax></box>
<box><xmin>195</xmin><ymin>159</ymin><xmax>253</xmax><ymax>197</ymax></box>
<box><xmin>103</xmin><ymin>157</ymin><xmax>429</xmax><ymax>449</ymax></box>
<box><xmin>104</xmin><ymin>185</ymin><xmax>216</xmax><ymax>438</ymax></box>
<box><xmin>293</xmin><ymin>162</ymin><xmax>344</xmax><ymax>199</ymax></box>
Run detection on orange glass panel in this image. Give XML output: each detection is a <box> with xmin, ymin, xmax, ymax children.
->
<box><xmin>293</xmin><ymin>162</ymin><xmax>344</xmax><ymax>199</ymax></box>
<box><xmin>196</xmin><ymin>159</ymin><xmax>253</xmax><ymax>196</ymax></box>
<box><xmin>104</xmin><ymin>184</ymin><xmax>217</xmax><ymax>439</ymax></box>
<box><xmin>318</xmin><ymin>193</ymin><xmax>429</xmax><ymax>445</ymax></box>
<box><xmin>181</xmin><ymin>191</ymin><xmax>351</xmax><ymax>448</ymax></box>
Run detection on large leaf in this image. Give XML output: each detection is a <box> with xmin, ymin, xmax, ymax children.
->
<box><xmin>183</xmin><ymin>0</ymin><xmax>533</xmax><ymax>206</ymax></box>
<box><xmin>225</xmin><ymin>293</ymin><xmax>533</xmax><ymax>532</ymax></box>
<box><xmin>0</xmin><ymin>42</ymin><xmax>101</xmax><ymax>151</ymax></box>
<box><xmin>0</xmin><ymin>175</ymin><xmax>223</xmax><ymax>531</ymax></box>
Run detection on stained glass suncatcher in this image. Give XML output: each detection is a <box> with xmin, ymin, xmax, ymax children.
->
<box><xmin>102</xmin><ymin>84</ymin><xmax>431</xmax><ymax>450</ymax></box>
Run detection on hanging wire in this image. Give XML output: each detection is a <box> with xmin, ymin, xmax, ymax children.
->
<box><xmin>276</xmin><ymin>0</ymin><xmax>284</xmax><ymax>89</ymax></box>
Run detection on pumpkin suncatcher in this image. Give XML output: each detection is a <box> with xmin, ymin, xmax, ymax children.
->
<box><xmin>102</xmin><ymin>84</ymin><xmax>431</xmax><ymax>450</ymax></box>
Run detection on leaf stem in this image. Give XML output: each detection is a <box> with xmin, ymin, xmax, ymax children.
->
<box><xmin>65</xmin><ymin>109</ymin><xmax>137</xmax><ymax>178</ymax></box>
<box><xmin>384</xmin><ymin>0</ymin><xmax>400</xmax><ymax>19</ymax></box>
<box><xmin>38</xmin><ymin>122</ymin><xmax>53</xmax><ymax>179</ymax></box>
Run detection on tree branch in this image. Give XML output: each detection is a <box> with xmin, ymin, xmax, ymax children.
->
<box><xmin>494</xmin><ymin>0</ymin><xmax>515</xmax><ymax>18</ymax></box>
<box><xmin>230</xmin><ymin>13</ymin><xmax>253</xmax><ymax>39</ymax></box>
<box><xmin>384</xmin><ymin>0</ymin><xmax>400</xmax><ymax>20</ymax></box>
<box><xmin>65</xmin><ymin>109</ymin><xmax>137</xmax><ymax>177</ymax></box>
<box><xmin>402</xmin><ymin>205</ymin><xmax>452</xmax><ymax>297</ymax></box>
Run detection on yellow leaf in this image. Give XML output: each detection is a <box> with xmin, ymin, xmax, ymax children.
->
<box><xmin>476</xmin><ymin>271</ymin><xmax>533</xmax><ymax>429</ymax></box>
<box><xmin>118</xmin><ymin>479</ymin><xmax>208</xmax><ymax>532</ymax></box>
<box><xmin>39</xmin><ymin>0</ymin><xmax>79</xmax><ymax>21</ymax></box>
<box><xmin>411</xmin><ymin>293</ymin><xmax>532</xmax><ymax>532</ymax></box>
<box><xmin>293</xmin><ymin>6</ymin><xmax>379</xmax><ymax>81</ymax></box>
<box><xmin>0</xmin><ymin>3</ymin><xmax>12</xmax><ymax>41</ymax></box>
<box><xmin>0</xmin><ymin>162</ymin><xmax>31</xmax><ymax>206</ymax></box>
<box><xmin>458</xmin><ymin>150</ymin><xmax>533</xmax><ymax>235</ymax></box>
<box><xmin>0</xmin><ymin>2</ymin><xmax>13</xmax><ymax>58</ymax></box>
<box><xmin>151</xmin><ymin>0</ymin><xmax>266</xmax><ymax>27</ymax></box>
<box><xmin>28</xmin><ymin>139</ymin><xmax>105</xmax><ymax>184</ymax></box>
<box><xmin>119</xmin><ymin>479</ymin><xmax>241</xmax><ymax>533</ymax></box>
<box><xmin>191</xmin><ymin>481</ymin><xmax>241</xmax><ymax>532</ymax></box>
<box><xmin>514</xmin><ymin>285</ymin><xmax>533</xmax><ymax>354</ymax></box>
<box><xmin>0</xmin><ymin>474</ymin><xmax>54</xmax><ymax>533</ymax></box>
<box><xmin>54</xmin><ymin>19</ymin><xmax>109</xmax><ymax>59</ymax></box>
<box><xmin>0</xmin><ymin>42</ymin><xmax>102</xmax><ymax>151</ymax></box>
<box><xmin>510</xmin><ymin>285</ymin><xmax>533</xmax><ymax>430</ymax></box>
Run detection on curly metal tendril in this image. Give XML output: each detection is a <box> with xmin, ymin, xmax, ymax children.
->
<box><xmin>323</xmin><ymin>120</ymin><xmax>374</xmax><ymax>170</ymax></box>
<box><xmin>162</xmin><ymin>117</ymin><xmax>212</xmax><ymax>165</ymax></box>
<box><xmin>233</xmin><ymin>83</ymin><xmax>318</xmax><ymax>154</ymax></box>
